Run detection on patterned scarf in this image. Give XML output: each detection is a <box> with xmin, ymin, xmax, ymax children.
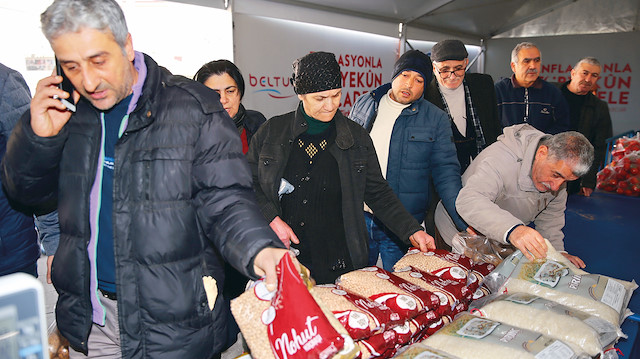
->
<box><xmin>439</xmin><ymin>80</ymin><xmax>486</xmax><ymax>154</ymax></box>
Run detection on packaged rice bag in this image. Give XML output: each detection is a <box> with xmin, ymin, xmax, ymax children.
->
<box><xmin>337</xmin><ymin>267</ymin><xmax>440</xmax><ymax>321</ymax></box>
<box><xmin>407</xmin><ymin>310</ymin><xmax>440</xmax><ymax>343</ymax></box>
<box><xmin>422</xmin><ymin>313</ymin><xmax>590</xmax><ymax>359</ymax></box>
<box><xmin>393</xmin><ymin>267</ymin><xmax>472</xmax><ymax>316</ymax></box>
<box><xmin>391</xmin><ymin>312</ymin><xmax>441</xmax><ymax>347</ymax></box>
<box><xmin>471</xmin><ymin>292</ymin><xmax>621</xmax><ymax>356</ymax></box>
<box><xmin>469</xmin><ymin>261</ymin><xmax>496</xmax><ymax>285</ymax></box>
<box><xmin>394</xmin><ymin>342</ymin><xmax>462</xmax><ymax>359</ymax></box>
<box><xmin>484</xmin><ymin>239</ymin><xmax>637</xmax><ymax>328</ymax></box>
<box><xmin>470</xmin><ymin>285</ymin><xmax>492</xmax><ymax>302</ymax></box>
<box><xmin>393</xmin><ymin>249</ymin><xmax>473</xmax><ymax>286</ymax></box>
<box><xmin>231</xmin><ymin>255</ymin><xmax>358</xmax><ymax>359</ymax></box>
<box><xmin>311</xmin><ymin>284</ymin><xmax>394</xmax><ymax>340</ymax></box>
<box><xmin>392</xmin><ymin>321</ymin><xmax>413</xmax><ymax>347</ymax></box>
<box><xmin>451</xmin><ymin>232</ymin><xmax>514</xmax><ymax>267</ymax></box>
<box><xmin>356</xmin><ymin>330</ymin><xmax>397</xmax><ymax>359</ymax></box>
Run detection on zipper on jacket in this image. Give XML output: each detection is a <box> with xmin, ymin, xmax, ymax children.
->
<box><xmin>524</xmin><ymin>88</ymin><xmax>529</xmax><ymax>123</ymax></box>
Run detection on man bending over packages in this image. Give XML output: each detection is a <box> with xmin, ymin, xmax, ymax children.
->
<box><xmin>435</xmin><ymin>124</ymin><xmax>593</xmax><ymax>268</ymax></box>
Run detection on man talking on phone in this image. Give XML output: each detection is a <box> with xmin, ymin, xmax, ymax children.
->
<box><xmin>1</xmin><ymin>1</ymin><xmax>292</xmax><ymax>358</ymax></box>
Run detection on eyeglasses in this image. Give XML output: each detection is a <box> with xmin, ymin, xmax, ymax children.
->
<box><xmin>435</xmin><ymin>67</ymin><xmax>465</xmax><ymax>79</ymax></box>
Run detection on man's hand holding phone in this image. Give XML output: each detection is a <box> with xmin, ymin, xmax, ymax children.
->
<box><xmin>54</xmin><ymin>58</ymin><xmax>76</xmax><ymax>113</ymax></box>
<box><xmin>30</xmin><ymin>61</ymin><xmax>78</xmax><ymax>137</ymax></box>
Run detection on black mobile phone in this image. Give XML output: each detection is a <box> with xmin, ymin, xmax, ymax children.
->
<box><xmin>54</xmin><ymin>57</ymin><xmax>76</xmax><ymax>112</ymax></box>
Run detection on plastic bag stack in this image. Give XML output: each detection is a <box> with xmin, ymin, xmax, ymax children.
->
<box><xmin>597</xmin><ymin>133</ymin><xmax>640</xmax><ymax>196</ymax></box>
<box><xmin>419</xmin><ymin>239</ymin><xmax>636</xmax><ymax>358</ymax></box>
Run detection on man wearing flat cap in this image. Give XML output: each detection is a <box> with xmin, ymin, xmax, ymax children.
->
<box><xmin>247</xmin><ymin>51</ymin><xmax>434</xmax><ymax>284</ymax></box>
<box><xmin>349</xmin><ymin>50</ymin><xmax>468</xmax><ymax>270</ymax></box>
<box><xmin>426</xmin><ymin>39</ymin><xmax>501</xmax><ymax>172</ymax></box>
<box><xmin>423</xmin><ymin>40</ymin><xmax>502</xmax><ymax>248</ymax></box>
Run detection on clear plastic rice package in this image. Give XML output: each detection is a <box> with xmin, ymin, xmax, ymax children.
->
<box><xmin>451</xmin><ymin>232</ymin><xmax>514</xmax><ymax>267</ymax></box>
<box><xmin>230</xmin><ymin>255</ymin><xmax>358</xmax><ymax>359</ymax></box>
<box><xmin>483</xmin><ymin>239</ymin><xmax>637</xmax><ymax>329</ymax></box>
<box><xmin>422</xmin><ymin>313</ymin><xmax>591</xmax><ymax>359</ymax></box>
<box><xmin>394</xmin><ymin>342</ymin><xmax>462</xmax><ymax>359</ymax></box>
<box><xmin>336</xmin><ymin>267</ymin><xmax>440</xmax><ymax>322</ymax></box>
<box><xmin>470</xmin><ymin>292</ymin><xmax>621</xmax><ymax>356</ymax></box>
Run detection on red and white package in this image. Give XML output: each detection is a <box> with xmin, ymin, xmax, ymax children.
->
<box><xmin>422</xmin><ymin>315</ymin><xmax>447</xmax><ymax>338</ymax></box>
<box><xmin>393</xmin><ymin>267</ymin><xmax>473</xmax><ymax>317</ymax></box>
<box><xmin>337</xmin><ymin>267</ymin><xmax>439</xmax><ymax>322</ymax></box>
<box><xmin>356</xmin><ymin>331</ymin><xmax>397</xmax><ymax>359</ymax></box>
<box><xmin>267</xmin><ymin>255</ymin><xmax>345</xmax><ymax>359</ymax></box>
<box><xmin>470</xmin><ymin>262</ymin><xmax>496</xmax><ymax>284</ymax></box>
<box><xmin>393</xmin><ymin>249</ymin><xmax>473</xmax><ymax>284</ymax></box>
<box><xmin>409</xmin><ymin>311</ymin><xmax>439</xmax><ymax>343</ymax></box>
<box><xmin>312</xmin><ymin>284</ymin><xmax>396</xmax><ymax>340</ymax></box>
<box><xmin>408</xmin><ymin>311</ymin><xmax>440</xmax><ymax>343</ymax></box>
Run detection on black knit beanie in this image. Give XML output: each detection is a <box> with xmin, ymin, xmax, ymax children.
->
<box><xmin>292</xmin><ymin>52</ymin><xmax>342</xmax><ymax>95</ymax></box>
<box><xmin>391</xmin><ymin>50</ymin><xmax>433</xmax><ymax>83</ymax></box>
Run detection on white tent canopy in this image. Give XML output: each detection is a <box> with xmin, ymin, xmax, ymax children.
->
<box><xmin>172</xmin><ymin>0</ymin><xmax>640</xmax><ymax>41</ymax></box>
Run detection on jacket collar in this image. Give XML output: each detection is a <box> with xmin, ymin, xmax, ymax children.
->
<box><xmin>120</xmin><ymin>53</ymin><xmax>164</xmax><ymax>133</ymax></box>
<box><xmin>371</xmin><ymin>82</ymin><xmax>421</xmax><ymax>115</ymax></box>
<box><xmin>291</xmin><ymin>102</ymin><xmax>354</xmax><ymax>150</ymax></box>
<box><xmin>510</xmin><ymin>74</ymin><xmax>544</xmax><ymax>89</ymax></box>
<box><xmin>559</xmin><ymin>81</ymin><xmax>598</xmax><ymax>106</ymax></box>
<box><xmin>370</xmin><ymin>83</ymin><xmax>392</xmax><ymax>103</ymax></box>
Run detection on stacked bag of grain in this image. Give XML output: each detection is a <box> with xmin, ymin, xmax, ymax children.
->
<box><xmin>416</xmin><ymin>239</ymin><xmax>636</xmax><ymax>358</ymax></box>
<box><xmin>321</xmin><ymin>250</ymin><xmax>493</xmax><ymax>359</ymax></box>
<box><xmin>421</xmin><ymin>313</ymin><xmax>592</xmax><ymax>358</ymax></box>
<box><xmin>232</xmin><ymin>241</ymin><xmax>638</xmax><ymax>358</ymax></box>
<box><xmin>469</xmin><ymin>293</ymin><xmax>620</xmax><ymax>357</ymax></box>
<box><xmin>232</xmin><ymin>247</ymin><xmax>489</xmax><ymax>359</ymax></box>
<box><xmin>230</xmin><ymin>255</ymin><xmax>360</xmax><ymax>359</ymax></box>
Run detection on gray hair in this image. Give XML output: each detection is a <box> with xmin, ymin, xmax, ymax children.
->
<box><xmin>511</xmin><ymin>42</ymin><xmax>540</xmax><ymax>64</ymax></box>
<box><xmin>539</xmin><ymin>131</ymin><xmax>594</xmax><ymax>177</ymax></box>
<box><xmin>574</xmin><ymin>56</ymin><xmax>601</xmax><ymax>70</ymax></box>
<box><xmin>41</xmin><ymin>0</ymin><xmax>129</xmax><ymax>49</ymax></box>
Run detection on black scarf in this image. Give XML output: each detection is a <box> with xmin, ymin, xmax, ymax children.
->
<box><xmin>231</xmin><ymin>104</ymin><xmax>247</xmax><ymax>134</ymax></box>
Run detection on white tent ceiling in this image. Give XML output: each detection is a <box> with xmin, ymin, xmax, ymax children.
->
<box><xmin>172</xmin><ymin>0</ymin><xmax>640</xmax><ymax>40</ymax></box>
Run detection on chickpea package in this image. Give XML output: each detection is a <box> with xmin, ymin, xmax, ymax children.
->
<box><xmin>230</xmin><ymin>255</ymin><xmax>358</xmax><ymax>359</ymax></box>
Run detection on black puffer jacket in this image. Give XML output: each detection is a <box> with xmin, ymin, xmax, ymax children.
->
<box><xmin>1</xmin><ymin>54</ymin><xmax>282</xmax><ymax>358</ymax></box>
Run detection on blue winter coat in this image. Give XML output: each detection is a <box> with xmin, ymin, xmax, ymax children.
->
<box><xmin>349</xmin><ymin>83</ymin><xmax>467</xmax><ymax>231</ymax></box>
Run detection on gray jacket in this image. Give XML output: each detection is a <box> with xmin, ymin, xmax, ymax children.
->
<box><xmin>438</xmin><ymin>124</ymin><xmax>567</xmax><ymax>251</ymax></box>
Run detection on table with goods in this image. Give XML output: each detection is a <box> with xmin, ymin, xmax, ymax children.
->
<box><xmin>231</xmin><ymin>236</ymin><xmax>637</xmax><ymax>359</ymax></box>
